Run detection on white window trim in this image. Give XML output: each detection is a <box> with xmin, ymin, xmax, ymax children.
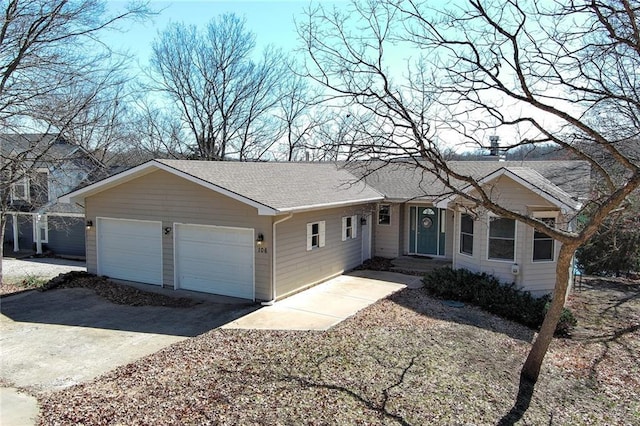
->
<box><xmin>341</xmin><ymin>215</ymin><xmax>358</xmax><ymax>241</ymax></box>
<box><xmin>486</xmin><ymin>215</ymin><xmax>517</xmax><ymax>263</ymax></box>
<box><xmin>458</xmin><ymin>212</ymin><xmax>474</xmax><ymax>257</ymax></box>
<box><xmin>378</xmin><ymin>204</ymin><xmax>391</xmax><ymax>226</ymax></box>
<box><xmin>33</xmin><ymin>215</ymin><xmax>48</xmax><ymax>244</ymax></box>
<box><xmin>11</xmin><ymin>176</ymin><xmax>30</xmax><ymax>202</ymax></box>
<box><xmin>531</xmin><ymin>211</ymin><xmax>558</xmax><ymax>264</ymax></box>
<box><xmin>306</xmin><ymin>221</ymin><xmax>326</xmax><ymax>251</ymax></box>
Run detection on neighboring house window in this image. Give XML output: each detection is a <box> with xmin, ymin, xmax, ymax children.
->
<box><xmin>306</xmin><ymin>221</ymin><xmax>326</xmax><ymax>251</ymax></box>
<box><xmin>378</xmin><ymin>204</ymin><xmax>391</xmax><ymax>225</ymax></box>
<box><xmin>342</xmin><ymin>215</ymin><xmax>358</xmax><ymax>241</ymax></box>
<box><xmin>33</xmin><ymin>215</ymin><xmax>48</xmax><ymax>243</ymax></box>
<box><xmin>533</xmin><ymin>217</ymin><xmax>555</xmax><ymax>262</ymax></box>
<box><xmin>488</xmin><ymin>216</ymin><xmax>516</xmax><ymax>261</ymax></box>
<box><xmin>460</xmin><ymin>213</ymin><xmax>474</xmax><ymax>256</ymax></box>
<box><xmin>33</xmin><ymin>170</ymin><xmax>50</xmax><ymax>204</ymax></box>
<box><xmin>11</xmin><ymin>177</ymin><xmax>29</xmax><ymax>202</ymax></box>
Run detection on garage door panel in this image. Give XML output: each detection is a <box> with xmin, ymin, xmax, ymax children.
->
<box><xmin>175</xmin><ymin>224</ymin><xmax>254</xmax><ymax>300</ymax></box>
<box><xmin>181</xmin><ymin>245</ymin><xmax>252</xmax><ymax>265</ymax></box>
<box><xmin>97</xmin><ymin>218</ymin><xmax>162</xmax><ymax>286</ymax></box>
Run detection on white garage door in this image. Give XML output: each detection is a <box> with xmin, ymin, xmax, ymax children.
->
<box><xmin>175</xmin><ymin>224</ymin><xmax>254</xmax><ymax>300</ymax></box>
<box><xmin>97</xmin><ymin>218</ymin><xmax>163</xmax><ymax>285</ymax></box>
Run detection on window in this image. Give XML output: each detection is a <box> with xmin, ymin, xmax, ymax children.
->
<box><xmin>378</xmin><ymin>204</ymin><xmax>391</xmax><ymax>225</ymax></box>
<box><xmin>342</xmin><ymin>215</ymin><xmax>358</xmax><ymax>241</ymax></box>
<box><xmin>11</xmin><ymin>177</ymin><xmax>29</xmax><ymax>202</ymax></box>
<box><xmin>488</xmin><ymin>217</ymin><xmax>516</xmax><ymax>261</ymax></box>
<box><xmin>533</xmin><ymin>217</ymin><xmax>555</xmax><ymax>262</ymax></box>
<box><xmin>460</xmin><ymin>213</ymin><xmax>474</xmax><ymax>256</ymax></box>
<box><xmin>306</xmin><ymin>221</ymin><xmax>326</xmax><ymax>251</ymax></box>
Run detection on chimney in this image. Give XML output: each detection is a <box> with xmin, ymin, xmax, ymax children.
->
<box><xmin>489</xmin><ymin>135</ymin><xmax>500</xmax><ymax>157</ymax></box>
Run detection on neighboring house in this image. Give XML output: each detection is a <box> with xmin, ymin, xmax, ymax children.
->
<box><xmin>60</xmin><ymin>159</ymin><xmax>589</xmax><ymax>301</ymax></box>
<box><xmin>1</xmin><ymin>134</ymin><xmax>105</xmax><ymax>257</ymax></box>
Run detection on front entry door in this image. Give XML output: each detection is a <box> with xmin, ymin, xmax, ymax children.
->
<box><xmin>410</xmin><ymin>206</ymin><xmax>443</xmax><ymax>256</ymax></box>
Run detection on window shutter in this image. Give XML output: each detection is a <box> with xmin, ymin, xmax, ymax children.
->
<box><xmin>352</xmin><ymin>215</ymin><xmax>358</xmax><ymax>239</ymax></box>
<box><xmin>341</xmin><ymin>217</ymin><xmax>347</xmax><ymax>241</ymax></box>
<box><xmin>306</xmin><ymin>223</ymin><xmax>313</xmax><ymax>251</ymax></box>
<box><xmin>319</xmin><ymin>221</ymin><xmax>326</xmax><ymax>247</ymax></box>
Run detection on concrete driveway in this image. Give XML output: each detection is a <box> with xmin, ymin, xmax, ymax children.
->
<box><xmin>0</xmin><ymin>268</ymin><xmax>420</xmax><ymax>425</ymax></box>
<box><xmin>0</xmin><ymin>287</ymin><xmax>254</xmax><ymax>425</ymax></box>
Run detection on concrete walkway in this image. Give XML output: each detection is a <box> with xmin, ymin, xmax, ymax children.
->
<box><xmin>222</xmin><ymin>270</ymin><xmax>422</xmax><ymax>330</ymax></box>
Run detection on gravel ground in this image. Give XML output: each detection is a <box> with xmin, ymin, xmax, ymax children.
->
<box><xmin>2</xmin><ymin>257</ymin><xmax>85</xmax><ymax>279</ymax></box>
<box><xmin>37</xmin><ymin>276</ymin><xmax>639</xmax><ymax>425</ymax></box>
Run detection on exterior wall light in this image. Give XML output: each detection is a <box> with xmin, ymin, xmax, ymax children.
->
<box><xmin>164</xmin><ymin>227</ymin><xmax>172</xmax><ymax>235</ymax></box>
<box><xmin>86</xmin><ymin>220</ymin><xmax>93</xmax><ymax>229</ymax></box>
<box><xmin>256</xmin><ymin>233</ymin><xmax>264</xmax><ymax>245</ymax></box>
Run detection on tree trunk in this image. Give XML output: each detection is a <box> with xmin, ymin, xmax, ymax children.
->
<box><xmin>0</xmin><ymin>213</ymin><xmax>5</xmax><ymax>285</ymax></box>
<box><xmin>520</xmin><ymin>242</ymin><xmax>579</xmax><ymax>383</ymax></box>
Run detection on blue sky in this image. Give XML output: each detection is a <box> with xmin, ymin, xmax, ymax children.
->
<box><xmin>106</xmin><ymin>0</ymin><xmax>345</xmax><ymax>70</ymax></box>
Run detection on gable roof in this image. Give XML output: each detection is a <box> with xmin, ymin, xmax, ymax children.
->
<box><xmin>348</xmin><ymin>160</ymin><xmax>590</xmax><ymax>205</ymax></box>
<box><xmin>61</xmin><ymin>159</ymin><xmax>384</xmax><ymax>215</ymax></box>
<box><xmin>0</xmin><ymin>133</ymin><xmax>104</xmax><ymax>169</ymax></box>
<box><xmin>435</xmin><ymin>167</ymin><xmax>582</xmax><ymax>211</ymax></box>
<box><xmin>61</xmin><ymin>158</ymin><xmax>589</xmax><ymax>215</ymax></box>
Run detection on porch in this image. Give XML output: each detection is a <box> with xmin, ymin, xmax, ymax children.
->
<box><xmin>390</xmin><ymin>256</ymin><xmax>451</xmax><ymax>275</ymax></box>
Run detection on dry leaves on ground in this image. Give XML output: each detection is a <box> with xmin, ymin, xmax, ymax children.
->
<box><xmin>37</xmin><ymin>276</ymin><xmax>639</xmax><ymax>425</ymax></box>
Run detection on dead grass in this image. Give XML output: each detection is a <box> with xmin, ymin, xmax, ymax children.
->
<box><xmin>37</xmin><ymin>276</ymin><xmax>640</xmax><ymax>425</ymax></box>
<box><xmin>0</xmin><ymin>275</ymin><xmax>49</xmax><ymax>295</ymax></box>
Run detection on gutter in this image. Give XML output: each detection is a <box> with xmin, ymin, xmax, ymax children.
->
<box><xmin>261</xmin><ymin>212</ymin><xmax>293</xmax><ymax>306</ymax></box>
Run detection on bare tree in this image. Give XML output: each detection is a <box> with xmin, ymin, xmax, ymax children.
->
<box><xmin>0</xmin><ymin>0</ymin><xmax>150</xmax><ymax>284</ymax></box>
<box><xmin>270</xmin><ymin>69</ymin><xmax>328</xmax><ymax>161</ymax></box>
<box><xmin>57</xmin><ymin>68</ymin><xmax>141</xmax><ymax>165</ymax></box>
<box><xmin>146</xmin><ymin>14</ymin><xmax>288</xmax><ymax>161</ymax></box>
<box><xmin>299</xmin><ymin>0</ymin><xmax>640</xmax><ymax>397</ymax></box>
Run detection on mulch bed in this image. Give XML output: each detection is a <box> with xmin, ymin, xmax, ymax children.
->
<box><xmin>34</xmin><ymin>275</ymin><xmax>639</xmax><ymax>425</ymax></box>
<box><xmin>40</xmin><ymin>271</ymin><xmax>199</xmax><ymax>308</ymax></box>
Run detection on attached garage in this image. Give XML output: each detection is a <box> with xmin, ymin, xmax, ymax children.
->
<box><xmin>61</xmin><ymin>160</ymin><xmax>385</xmax><ymax>302</ymax></box>
<box><xmin>174</xmin><ymin>224</ymin><xmax>255</xmax><ymax>300</ymax></box>
<box><xmin>97</xmin><ymin>218</ymin><xmax>163</xmax><ymax>285</ymax></box>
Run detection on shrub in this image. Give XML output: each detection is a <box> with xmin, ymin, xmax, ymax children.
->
<box><xmin>546</xmin><ymin>302</ymin><xmax>578</xmax><ymax>337</ymax></box>
<box><xmin>576</xmin><ymin>194</ymin><xmax>640</xmax><ymax>277</ymax></box>
<box><xmin>423</xmin><ymin>267</ymin><xmax>576</xmax><ymax>336</ymax></box>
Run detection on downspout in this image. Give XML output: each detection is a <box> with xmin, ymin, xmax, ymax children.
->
<box><xmin>12</xmin><ymin>213</ymin><xmax>19</xmax><ymax>252</ymax></box>
<box><xmin>35</xmin><ymin>214</ymin><xmax>43</xmax><ymax>255</ymax></box>
<box><xmin>261</xmin><ymin>212</ymin><xmax>293</xmax><ymax>306</ymax></box>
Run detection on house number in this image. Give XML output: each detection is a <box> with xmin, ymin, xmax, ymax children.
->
<box><xmin>257</xmin><ymin>247</ymin><xmax>268</xmax><ymax>254</ymax></box>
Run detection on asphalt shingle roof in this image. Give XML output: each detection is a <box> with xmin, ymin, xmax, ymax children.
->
<box><xmin>348</xmin><ymin>160</ymin><xmax>590</xmax><ymax>203</ymax></box>
<box><xmin>502</xmin><ymin>167</ymin><xmax>580</xmax><ymax>210</ymax></box>
<box><xmin>65</xmin><ymin>159</ymin><xmax>590</xmax><ymax>213</ymax></box>
<box><xmin>156</xmin><ymin>159</ymin><xmax>384</xmax><ymax>211</ymax></box>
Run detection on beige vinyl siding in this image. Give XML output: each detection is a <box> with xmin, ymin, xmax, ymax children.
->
<box><xmin>397</xmin><ymin>204</ymin><xmax>406</xmax><ymax>255</ymax></box>
<box><xmin>522</xmin><ymin>223</ymin><xmax>562</xmax><ymax>296</ymax></box>
<box><xmin>452</xmin><ymin>176</ymin><xmax>564</xmax><ymax>297</ymax></box>
<box><xmin>444</xmin><ymin>209</ymin><xmax>455</xmax><ymax>259</ymax></box>
<box><xmin>85</xmin><ymin>170</ymin><xmax>272</xmax><ymax>300</ymax></box>
<box><xmin>275</xmin><ymin>205</ymin><xmax>372</xmax><ymax>298</ymax></box>
<box><xmin>374</xmin><ymin>203</ymin><xmax>401</xmax><ymax>258</ymax></box>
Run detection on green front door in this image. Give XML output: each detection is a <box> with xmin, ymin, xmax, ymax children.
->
<box><xmin>410</xmin><ymin>206</ymin><xmax>444</xmax><ymax>256</ymax></box>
